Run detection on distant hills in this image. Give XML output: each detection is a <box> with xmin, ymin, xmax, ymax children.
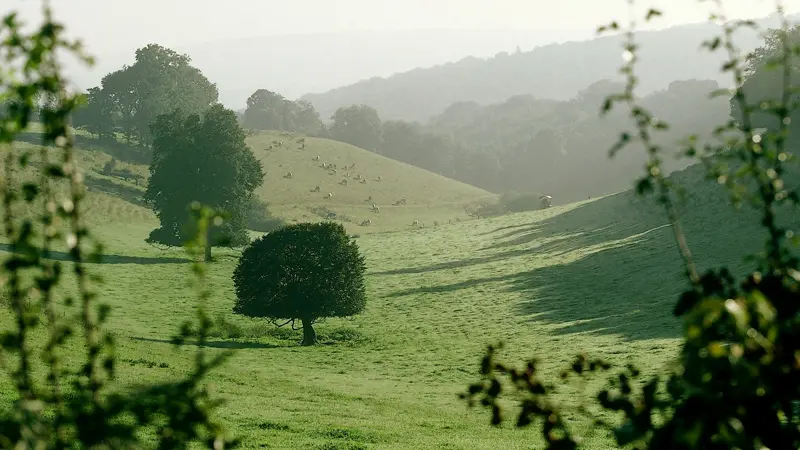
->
<box><xmin>63</xmin><ymin>28</ymin><xmax>588</xmax><ymax>110</ymax></box>
<box><xmin>301</xmin><ymin>13</ymin><xmax>799</xmax><ymax>122</ymax></box>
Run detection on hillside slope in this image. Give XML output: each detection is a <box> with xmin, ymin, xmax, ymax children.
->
<box><xmin>10</xmin><ymin>129</ymin><xmax>495</xmax><ymax>235</ymax></box>
<box><xmin>3</xmin><ymin>136</ymin><xmax>797</xmax><ymax>447</ymax></box>
<box><xmin>301</xmin><ymin>14</ymin><xmax>794</xmax><ymax>122</ymax></box>
<box><xmin>247</xmin><ymin>130</ymin><xmax>495</xmax><ymax>232</ymax></box>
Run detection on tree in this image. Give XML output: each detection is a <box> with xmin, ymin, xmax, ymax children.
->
<box><xmin>329</xmin><ymin>104</ymin><xmax>383</xmax><ymax>151</ymax></box>
<box><xmin>731</xmin><ymin>25</ymin><xmax>800</xmax><ymax>136</ymax></box>
<box><xmin>242</xmin><ymin>90</ymin><xmax>323</xmax><ymax>134</ymax></box>
<box><xmin>145</xmin><ymin>104</ymin><xmax>264</xmax><ymax>260</ymax></box>
<box><xmin>91</xmin><ymin>44</ymin><xmax>219</xmax><ymax>146</ymax></box>
<box><xmin>71</xmin><ymin>87</ymin><xmax>116</xmax><ymax>139</ymax></box>
<box><xmin>232</xmin><ymin>222</ymin><xmax>367</xmax><ymax>346</ymax></box>
<box><xmin>243</xmin><ymin>89</ymin><xmax>287</xmax><ymax>131</ymax></box>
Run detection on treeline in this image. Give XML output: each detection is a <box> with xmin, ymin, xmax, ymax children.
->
<box><xmin>317</xmin><ymin>78</ymin><xmax>730</xmax><ymax>203</ymax></box>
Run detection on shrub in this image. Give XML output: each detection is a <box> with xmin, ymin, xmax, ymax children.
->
<box><xmin>232</xmin><ymin>222</ymin><xmax>367</xmax><ymax>346</ymax></box>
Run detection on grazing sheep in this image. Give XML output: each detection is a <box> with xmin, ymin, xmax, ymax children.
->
<box><xmin>360</xmin><ymin>178</ymin><xmax>367</xmax><ymax>184</ymax></box>
<box><xmin>325</xmin><ymin>192</ymin><xmax>332</xmax><ymax>199</ymax></box>
<box><xmin>300</xmin><ymin>143</ymin><xmax>306</xmax><ymax>149</ymax></box>
<box><xmin>340</xmin><ymin>179</ymin><xmax>348</xmax><ymax>186</ymax></box>
<box><xmin>412</xmin><ymin>220</ymin><xmax>419</xmax><ymax>226</ymax></box>
<box><xmin>345</xmin><ymin>172</ymin><xmax>350</xmax><ymax>177</ymax></box>
<box><xmin>371</xmin><ymin>204</ymin><xmax>380</xmax><ymax>213</ymax></box>
<box><xmin>312</xmin><ymin>155</ymin><xmax>320</xmax><ymax>161</ymax></box>
<box><xmin>360</xmin><ymin>219</ymin><xmax>372</xmax><ymax>226</ymax></box>
<box><xmin>284</xmin><ymin>172</ymin><xmax>293</xmax><ymax>179</ymax></box>
<box><xmin>364</xmin><ymin>196</ymin><xmax>372</xmax><ymax>203</ymax></box>
<box><xmin>311</xmin><ymin>185</ymin><xmax>321</xmax><ymax>192</ymax></box>
<box><xmin>356</xmin><ymin>174</ymin><xmax>362</xmax><ymax>180</ymax></box>
<box><xmin>375</xmin><ymin>175</ymin><xmax>382</xmax><ymax>181</ymax></box>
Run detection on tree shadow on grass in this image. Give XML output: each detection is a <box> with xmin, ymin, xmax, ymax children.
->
<box><xmin>132</xmin><ymin>336</ymin><xmax>283</xmax><ymax>350</ymax></box>
<box><xmin>83</xmin><ymin>172</ymin><xmax>147</xmax><ymax>207</ymax></box>
<box><xmin>385</xmin><ymin>191</ymin><xmax>779</xmax><ymax>340</ymax></box>
<box><xmin>14</xmin><ymin>131</ymin><xmax>152</xmax><ymax>165</ymax></box>
<box><xmin>0</xmin><ymin>243</ymin><xmax>190</xmax><ymax>265</ymax></box>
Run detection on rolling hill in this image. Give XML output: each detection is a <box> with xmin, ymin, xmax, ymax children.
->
<box><xmin>246</xmin><ymin>130</ymin><xmax>495</xmax><ymax>232</ymax></box>
<box><xmin>9</xmin><ymin>128</ymin><xmax>496</xmax><ymax>236</ymax></box>
<box><xmin>3</xmin><ymin>123</ymin><xmax>796</xmax><ymax>447</ymax></box>
<box><xmin>301</xmin><ymin>13</ymin><xmax>797</xmax><ymax>122</ymax></box>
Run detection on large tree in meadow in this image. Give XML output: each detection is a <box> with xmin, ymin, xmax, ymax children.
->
<box><xmin>145</xmin><ymin>104</ymin><xmax>264</xmax><ymax>260</ymax></box>
<box><xmin>232</xmin><ymin>222</ymin><xmax>367</xmax><ymax>346</ymax></box>
<box><xmin>83</xmin><ymin>44</ymin><xmax>219</xmax><ymax>146</ymax></box>
<box><xmin>329</xmin><ymin>104</ymin><xmax>383</xmax><ymax>152</ymax></box>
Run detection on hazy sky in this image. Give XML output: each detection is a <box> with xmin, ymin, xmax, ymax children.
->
<box><xmin>7</xmin><ymin>0</ymin><xmax>799</xmax><ymax>55</ymax></box>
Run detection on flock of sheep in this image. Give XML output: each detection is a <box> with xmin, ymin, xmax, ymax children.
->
<box><xmin>270</xmin><ymin>136</ymin><xmax>429</xmax><ymax>229</ymax></box>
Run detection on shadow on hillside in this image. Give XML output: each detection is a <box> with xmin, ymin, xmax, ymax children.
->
<box><xmin>14</xmin><ymin>131</ymin><xmax>152</xmax><ymax>165</ymax></box>
<box><xmin>508</xmin><ymin>231</ymin><xmax>686</xmax><ymax>340</ymax></box>
<box><xmin>84</xmin><ymin>173</ymin><xmax>147</xmax><ymax>206</ymax></box>
<box><xmin>484</xmin><ymin>192</ymin><xmax>666</xmax><ymax>252</ymax></box>
<box><xmin>0</xmin><ymin>244</ymin><xmax>189</xmax><ymax>265</ymax></box>
<box><xmin>371</xmin><ymin>232</ymin><xmax>580</xmax><ymax>276</ymax></box>
<box><xmin>133</xmin><ymin>336</ymin><xmax>282</xmax><ymax>349</ymax></box>
<box><xmin>383</xmin><ymin>193</ymin><xmax>693</xmax><ymax>340</ymax></box>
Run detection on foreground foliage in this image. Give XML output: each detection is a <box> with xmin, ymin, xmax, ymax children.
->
<box><xmin>0</xmin><ymin>5</ymin><xmax>236</xmax><ymax>448</ymax></box>
<box><xmin>232</xmin><ymin>222</ymin><xmax>367</xmax><ymax>346</ymax></box>
<box><xmin>462</xmin><ymin>3</ymin><xmax>800</xmax><ymax>449</ymax></box>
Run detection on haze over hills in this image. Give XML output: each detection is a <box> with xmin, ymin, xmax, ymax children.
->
<box><xmin>300</xmin><ymin>13</ymin><xmax>800</xmax><ymax>122</ymax></box>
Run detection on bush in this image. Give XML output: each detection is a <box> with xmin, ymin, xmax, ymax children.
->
<box><xmin>232</xmin><ymin>222</ymin><xmax>367</xmax><ymax>346</ymax></box>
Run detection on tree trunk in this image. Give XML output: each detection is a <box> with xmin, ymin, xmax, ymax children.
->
<box><xmin>204</xmin><ymin>240</ymin><xmax>212</xmax><ymax>262</ymax></box>
<box><xmin>301</xmin><ymin>318</ymin><xmax>317</xmax><ymax>346</ymax></box>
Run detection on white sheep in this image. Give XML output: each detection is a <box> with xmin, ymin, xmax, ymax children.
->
<box><xmin>284</xmin><ymin>172</ymin><xmax>293</xmax><ymax>179</ymax></box>
<box><xmin>340</xmin><ymin>179</ymin><xmax>348</xmax><ymax>186</ymax></box>
<box><xmin>325</xmin><ymin>192</ymin><xmax>333</xmax><ymax>199</ymax></box>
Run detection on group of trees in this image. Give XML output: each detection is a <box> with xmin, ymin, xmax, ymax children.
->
<box><xmin>320</xmin><ymin>78</ymin><xmax>730</xmax><ymax>203</ymax></box>
<box><xmin>66</xmin><ymin>43</ymin><xmax>275</xmax><ymax>260</ymax></box>
<box><xmin>241</xmin><ymin>89</ymin><xmax>323</xmax><ymax>135</ymax></box>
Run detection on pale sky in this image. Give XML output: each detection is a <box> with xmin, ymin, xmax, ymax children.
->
<box><xmin>5</xmin><ymin>0</ymin><xmax>800</xmax><ymax>106</ymax></box>
<box><xmin>7</xmin><ymin>0</ymin><xmax>799</xmax><ymax>55</ymax></box>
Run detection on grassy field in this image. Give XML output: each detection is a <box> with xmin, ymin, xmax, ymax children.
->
<box><xmin>2</xmin><ymin>131</ymin><xmax>798</xmax><ymax>448</ymax></box>
<box><xmin>246</xmin><ymin>130</ymin><xmax>496</xmax><ymax>233</ymax></box>
<box><xmin>8</xmin><ymin>128</ymin><xmax>496</xmax><ymax>236</ymax></box>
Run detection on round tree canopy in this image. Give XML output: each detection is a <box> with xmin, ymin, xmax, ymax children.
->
<box><xmin>232</xmin><ymin>222</ymin><xmax>367</xmax><ymax>324</ymax></box>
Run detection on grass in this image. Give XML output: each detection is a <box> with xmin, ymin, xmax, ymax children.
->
<box><xmin>246</xmin><ymin>130</ymin><xmax>496</xmax><ymax>233</ymax></box>
<box><xmin>2</xmin><ymin>130</ymin><xmax>799</xmax><ymax>448</ymax></box>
